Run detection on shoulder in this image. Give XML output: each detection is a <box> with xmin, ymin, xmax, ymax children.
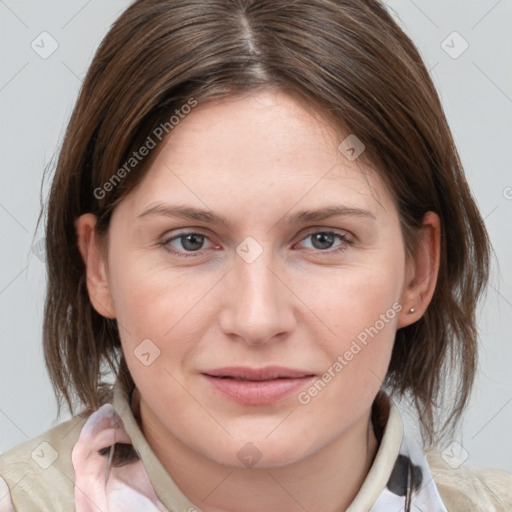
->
<box><xmin>426</xmin><ymin>448</ymin><xmax>512</xmax><ymax>512</ymax></box>
<box><xmin>0</xmin><ymin>414</ymin><xmax>88</xmax><ymax>512</ymax></box>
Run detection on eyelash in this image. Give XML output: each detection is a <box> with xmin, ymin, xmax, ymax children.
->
<box><xmin>159</xmin><ymin>229</ymin><xmax>353</xmax><ymax>258</ymax></box>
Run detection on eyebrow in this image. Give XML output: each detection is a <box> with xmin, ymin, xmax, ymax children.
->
<box><xmin>137</xmin><ymin>203</ymin><xmax>376</xmax><ymax>227</ymax></box>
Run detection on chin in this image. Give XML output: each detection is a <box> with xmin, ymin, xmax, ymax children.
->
<box><xmin>211</xmin><ymin>434</ymin><xmax>315</xmax><ymax>470</ymax></box>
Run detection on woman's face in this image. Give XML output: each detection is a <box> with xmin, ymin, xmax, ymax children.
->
<box><xmin>88</xmin><ymin>89</ymin><xmax>417</xmax><ymax>468</ymax></box>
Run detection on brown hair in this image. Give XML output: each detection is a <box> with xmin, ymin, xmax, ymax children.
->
<box><xmin>41</xmin><ymin>0</ymin><xmax>490</xmax><ymax>448</ymax></box>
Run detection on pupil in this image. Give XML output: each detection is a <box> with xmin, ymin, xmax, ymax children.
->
<box><xmin>183</xmin><ymin>234</ymin><xmax>203</xmax><ymax>251</ymax></box>
<box><xmin>313</xmin><ymin>233</ymin><xmax>333</xmax><ymax>250</ymax></box>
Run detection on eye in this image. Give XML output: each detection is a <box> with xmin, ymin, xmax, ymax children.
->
<box><xmin>161</xmin><ymin>232</ymin><xmax>215</xmax><ymax>257</ymax></box>
<box><xmin>295</xmin><ymin>230</ymin><xmax>352</xmax><ymax>254</ymax></box>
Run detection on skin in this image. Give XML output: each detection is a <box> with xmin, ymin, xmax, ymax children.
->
<box><xmin>76</xmin><ymin>88</ymin><xmax>440</xmax><ymax>512</ymax></box>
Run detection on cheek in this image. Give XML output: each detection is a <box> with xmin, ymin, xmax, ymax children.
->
<box><xmin>303</xmin><ymin>254</ymin><xmax>404</xmax><ymax>391</ymax></box>
<box><xmin>300</xmin><ymin>274</ymin><xmax>401</xmax><ymax>418</ymax></box>
<box><xmin>107</xmin><ymin>254</ymin><xmax>224</xmax><ymax>362</ymax></box>
<box><xmin>305</xmin><ymin>257</ymin><xmax>404</xmax><ymax>338</ymax></box>
<box><xmin>108</xmin><ymin>246</ymin><xmax>179</xmax><ymax>320</ymax></box>
<box><xmin>108</xmin><ymin>262</ymin><xmax>197</xmax><ymax>396</ymax></box>
<box><xmin>105</xmin><ymin>253</ymin><xmax>181</xmax><ymax>350</ymax></box>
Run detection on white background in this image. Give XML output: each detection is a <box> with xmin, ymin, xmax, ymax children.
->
<box><xmin>1</xmin><ymin>0</ymin><xmax>511</xmax><ymax>472</ymax></box>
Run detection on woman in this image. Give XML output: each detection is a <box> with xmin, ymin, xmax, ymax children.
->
<box><xmin>1</xmin><ymin>0</ymin><xmax>510</xmax><ymax>510</ymax></box>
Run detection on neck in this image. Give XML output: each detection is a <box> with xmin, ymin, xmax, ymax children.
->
<box><xmin>137</xmin><ymin>391</ymin><xmax>380</xmax><ymax>512</ymax></box>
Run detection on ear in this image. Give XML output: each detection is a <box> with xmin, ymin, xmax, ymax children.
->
<box><xmin>75</xmin><ymin>213</ymin><xmax>116</xmax><ymax>319</ymax></box>
<box><xmin>397</xmin><ymin>211</ymin><xmax>441</xmax><ymax>328</ymax></box>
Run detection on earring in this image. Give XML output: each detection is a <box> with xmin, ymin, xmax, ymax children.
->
<box><xmin>407</xmin><ymin>307</ymin><xmax>415</xmax><ymax>315</ymax></box>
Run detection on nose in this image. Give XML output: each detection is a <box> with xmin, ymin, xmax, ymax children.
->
<box><xmin>218</xmin><ymin>245</ymin><xmax>296</xmax><ymax>346</ymax></box>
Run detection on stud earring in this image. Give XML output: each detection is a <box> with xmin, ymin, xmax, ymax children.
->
<box><xmin>408</xmin><ymin>307</ymin><xmax>415</xmax><ymax>314</ymax></box>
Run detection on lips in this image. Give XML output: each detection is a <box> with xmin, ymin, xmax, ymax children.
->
<box><xmin>201</xmin><ymin>366</ymin><xmax>315</xmax><ymax>405</ymax></box>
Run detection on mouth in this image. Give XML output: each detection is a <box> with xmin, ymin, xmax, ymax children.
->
<box><xmin>201</xmin><ymin>366</ymin><xmax>315</xmax><ymax>405</ymax></box>
<box><xmin>202</xmin><ymin>365</ymin><xmax>315</xmax><ymax>380</ymax></box>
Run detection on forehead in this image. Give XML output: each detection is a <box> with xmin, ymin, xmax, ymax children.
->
<box><xmin>117</xmin><ymin>89</ymin><xmax>397</xmax><ymax>222</ymax></box>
